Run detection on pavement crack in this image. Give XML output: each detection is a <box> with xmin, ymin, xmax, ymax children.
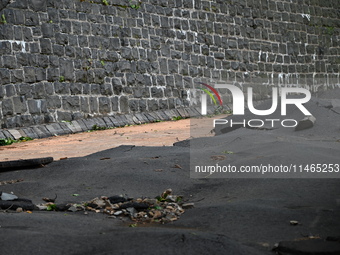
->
<box><xmin>331</xmin><ymin>108</ymin><xmax>340</xmax><ymax>115</ymax></box>
<box><xmin>123</xmin><ymin>145</ymin><xmax>135</xmax><ymax>152</ymax></box>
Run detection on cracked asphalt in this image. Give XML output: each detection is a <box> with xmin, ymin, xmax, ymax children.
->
<box><xmin>0</xmin><ymin>89</ymin><xmax>340</xmax><ymax>254</ymax></box>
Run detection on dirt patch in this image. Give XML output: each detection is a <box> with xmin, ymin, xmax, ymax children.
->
<box><xmin>0</xmin><ymin>115</ymin><xmax>227</xmax><ymax>161</ymax></box>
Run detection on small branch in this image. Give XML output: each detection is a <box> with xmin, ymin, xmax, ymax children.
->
<box><xmin>0</xmin><ymin>203</ymin><xmax>14</xmax><ymax>213</ymax></box>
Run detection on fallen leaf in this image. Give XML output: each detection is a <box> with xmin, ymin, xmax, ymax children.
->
<box><xmin>42</xmin><ymin>194</ymin><xmax>57</xmax><ymax>203</ymax></box>
<box><xmin>46</xmin><ymin>204</ymin><xmax>57</xmax><ymax>211</ymax></box>
<box><xmin>222</xmin><ymin>150</ymin><xmax>234</xmax><ymax>154</ymax></box>
<box><xmin>60</xmin><ymin>157</ymin><xmax>68</xmax><ymax>160</ymax></box>
<box><xmin>211</xmin><ymin>155</ymin><xmax>226</xmax><ymax>161</ymax></box>
<box><xmin>161</xmin><ymin>189</ymin><xmax>172</xmax><ymax>199</ymax></box>
<box><xmin>100</xmin><ymin>157</ymin><xmax>111</xmax><ymax>160</ymax></box>
<box><xmin>173</xmin><ymin>164</ymin><xmax>182</xmax><ymax>169</ymax></box>
<box><xmin>152</xmin><ymin>210</ymin><xmax>162</xmax><ymax>219</ymax></box>
<box><xmin>72</xmin><ymin>194</ymin><xmax>80</xmax><ymax>197</ymax></box>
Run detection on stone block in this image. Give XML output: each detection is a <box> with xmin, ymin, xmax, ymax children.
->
<box><xmin>45</xmin><ymin>123</ymin><xmax>65</xmax><ymax>136</ymax></box>
<box><xmin>0</xmin><ymin>68</ymin><xmax>11</xmax><ymax>85</ymax></box>
<box><xmin>28</xmin><ymin>0</ymin><xmax>47</xmax><ymax>12</ymax></box>
<box><xmin>62</xmin><ymin>96</ymin><xmax>80</xmax><ymax>111</ymax></box>
<box><xmin>2</xmin><ymin>99</ymin><xmax>13</xmax><ymax>116</ymax></box>
<box><xmin>98</xmin><ymin>97</ymin><xmax>111</xmax><ymax>114</ymax></box>
<box><xmin>13</xmin><ymin>96</ymin><xmax>27</xmax><ymax>114</ymax></box>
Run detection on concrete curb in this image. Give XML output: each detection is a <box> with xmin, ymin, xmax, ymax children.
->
<box><xmin>0</xmin><ymin>106</ymin><xmax>218</xmax><ymax>140</ymax></box>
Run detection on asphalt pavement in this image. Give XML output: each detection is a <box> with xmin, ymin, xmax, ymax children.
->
<box><xmin>0</xmin><ymin>88</ymin><xmax>340</xmax><ymax>255</ymax></box>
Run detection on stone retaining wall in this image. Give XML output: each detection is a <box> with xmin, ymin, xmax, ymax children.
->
<box><xmin>0</xmin><ymin>0</ymin><xmax>339</xmax><ymax>130</ymax></box>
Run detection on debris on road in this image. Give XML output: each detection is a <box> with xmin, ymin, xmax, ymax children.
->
<box><xmin>86</xmin><ymin>189</ymin><xmax>189</xmax><ymax>224</ymax></box>
<box><xmin>1</xmin><ymin>192</ymin><xmax>18</xmax><ymax>201</ymax></box>
<box><xmin>0</xmin><ymin>192</ymin><xmax>36</xmax><ymax>211</ymax></box>
<box><xmin>289</xmin><ymin>220</ymin><xmax>299</xmax><ymax>226</ymax></box>
<box><xmin>42</xmin><ymin>194</ymin><xmax>57</xmax><ymax>203</ymax></box>
<box><xmin>0</xmin><ymin>157</ymin><xmax>54</xmax><ymax>172</ymax></box>
<box><xmin>182</xmin><ymin>203</ymin><xmax>195</xmax><ymax>209</ymax></box>
<box><xmin>0</xmin><ymin>179</ymin><xmax>24</xmax><ymax>186</ymax></box>
<box><xmin>295</xmin><ymin>115</ymin><xmax>316</xmax><ymax>131</ymax></box>
<box><xmin>2</xmin><ymin>189</ymin><xmax>193</xmax><ymax>225</ymax></box>
<box><xmin>211</xmin><ymin>155</ymin><xmax>226</xmax><ymax>161</ymax></box>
